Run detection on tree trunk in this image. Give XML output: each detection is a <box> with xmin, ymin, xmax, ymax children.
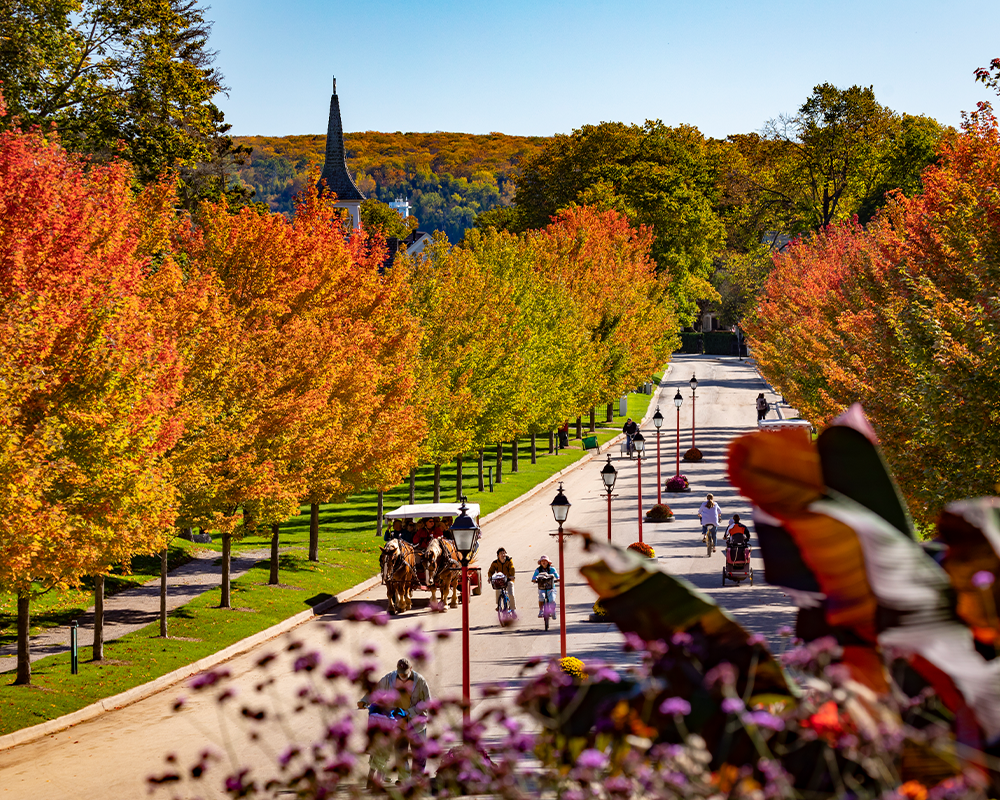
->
<box><xmin>511</xmin><ymin>438</ymin><xmax>519</xmax><ymax>473</ymax></box>
<box><xmin>308</xmin><ymin>502</ymin><xmax>319</xmax><ymax>562</ymax></box>
<box><xmin>576</xmin><ymin>416</ymin><xmax>583</xmax><ymax>440</ymax></box>
<box><xmin>221</xmin><ymin>530</ymin><xmax>232</xmax><ymax>608</ymax></box>
<box><xmin>495</xmin><ymin>442</ymin><xmax>503</xmax><ymax>484</ymax></box>
<box><xmin>92</xmin><ymin>574</ymin><xmax>104</xmax><ymax>661</ymax></box>
<box><xmin>269</xmin><ymin>523</ymin><xmax>280</xmax><ymax>585</ymax></box>
<box><xmin>433</xmin><ymin>464</ymin><xmax>441</xmax><ymax>503</ymax></box>
<box><xmin>14</xmin><ymin>593</ymin><xmax>30</xmax><ymax>685</ymax></box>
<box><xmin>606</xmin><ymin>402</ymin><xmax>614</xmax><ymax>423</ymax></box>
<box><xmin>530</xmin><ymin>433</ymin><xmax>537</xmax><ymax>464</ymax></box>
<box><xmin>589</xmin><ymin>407</ymin><xmax>596</xmax><ymax>432</ymax></box>
<box><xmin>409</xmin><ymin>469</ymin><xmax>416</xmax><ymax>504</ymax></box>
<box><xmin>377</xmin><ymin>491</ymin><xmax>384</xmax><ymax>540</ymax></box>
<box><xmin>548</xmin><ymin>430</ymin><xmax>554</xmax><ymax>454</ymax></box>
<box><xmin>456</xmin><ymin>455</ymin><xmax>463</xmax><ymax>501</ymax></box>
<box><xmin>160</xmin><ymin>548</ymin><xmax>168</xmax><ymax>638</ymax></box>
<box><xmin>477</xmin><ymin>449</ymin><xmax>485</xmax><ymax>492</ymax></box>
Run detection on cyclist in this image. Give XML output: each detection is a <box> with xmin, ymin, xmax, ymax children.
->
<box><xmin>697</xmin><ymin>493</ymin><xmax>722</xmax><ymax>554</ymax></box>
<box><xmin>622</xmin><ymin>417</ymin><xmax>639</xmax><ymax>455</ymax></box>
<box><xmin>488</xmin><ymin>547</ymin><xmax>516</xmax><ymax>612</ymax></box>
<box><xmin>531</xmin><ymin>555</ymin><xmax>560</xmax><ymax>617</ymax></box>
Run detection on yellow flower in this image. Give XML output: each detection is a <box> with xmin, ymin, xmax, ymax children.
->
<box><xmin>559</xmin><ymin>656</ymin><xmax>588</xmax><ymax>680</ymax></box>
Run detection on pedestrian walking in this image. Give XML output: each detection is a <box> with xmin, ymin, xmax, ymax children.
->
<box><xmin>359</xmin><ymin>657</ymin><xmax>431</xmax><ymax>787</ymax></box>
<box><xmin>756</xmin><ymin>393</ymin><xmax>769</xmax><ymax>422</ymax></box>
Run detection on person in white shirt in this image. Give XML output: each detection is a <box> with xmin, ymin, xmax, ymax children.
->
<box><xmin>697</xmin><ymin>494</ymin><xmax>722</xmax><ymax>553</ymax></box>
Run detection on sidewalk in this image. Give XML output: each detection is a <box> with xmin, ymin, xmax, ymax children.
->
<box><xmin>0</xmin><ymin>548</ymin><xmax>270</xmax><ymax>674</ymax></box>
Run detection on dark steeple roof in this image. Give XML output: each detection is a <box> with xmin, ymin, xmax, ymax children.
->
<box><xmin>319</xmin><ymin>77</ymin><xmax>365</xmax><ymax>202</ymax></box>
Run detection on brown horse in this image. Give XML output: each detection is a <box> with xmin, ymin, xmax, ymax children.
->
<box><xmin>423</xmin><ymin>538</ymin><xmax>462</xmax><ymax>610</ymax></box>
<box><xmin>380</xmin><ymin>539</ymin><xmax>417</xmax><ymax>614</ymax></box>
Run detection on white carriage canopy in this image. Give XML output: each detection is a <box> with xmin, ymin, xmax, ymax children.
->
<box><xmin>383</xmin><ymin>502</ymin><xmax>481</xmax><ymax>521</ymax></box>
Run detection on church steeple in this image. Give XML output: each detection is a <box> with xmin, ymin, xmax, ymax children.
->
<box><xmin>319</xmin><ymin>76</ymin><xmax>365</xmax><ymax>228</ymax></box>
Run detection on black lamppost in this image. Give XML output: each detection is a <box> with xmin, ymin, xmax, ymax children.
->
<box><xmin>633</xmin><ymin>431</ymin><xmax>646</xmax><ymax>543</ymax></box>
<box><xmin>451</xmin><ymin>500</ymin><xmax>479</xmax><ymax>722</ymax></box>
<box><xmin>673</xmin><ymin>390</ymin><xmax>683</xmax><ymax>477</ymax></box>
<box><xmin>652</xmin><ymin>407</ymin><xmax>664</xmax><ymax>505</ymax></box>
<box><xmin>600</xmin><ymin>455</ymin><xmax>617</xmax><ymax>543</ymax></box>
<box><xmin>550</xmin><ymin>484</ymin><xmax>571</xmax><ymax>658</ymax></box>
<box><xmin>689</xmin><ymin>374</ymin><xmax>699</xmax><ymax>451</ymax></box>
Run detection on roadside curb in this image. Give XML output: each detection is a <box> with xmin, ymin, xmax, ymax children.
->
<box><xmin>0</xmin><ymin>574</ymin><xmax>383</xmax><ymax>752</ymax></box>
<box><xmin>0</xmin><ymin>368</ymin><xmax>677</xmax><ymax>752</ymax></box>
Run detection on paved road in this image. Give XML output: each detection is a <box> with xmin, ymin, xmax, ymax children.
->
<box><xmin>0</xmin><ymin>354</ymin><xmax>795</xmax><ymax>800</ymax></box>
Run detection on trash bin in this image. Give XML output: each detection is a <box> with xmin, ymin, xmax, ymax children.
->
<box><xmin>619</xmin><ymin>394</ymin><xmax>628</xmax><ymax>417</ymax></box>
<box><xmin>582</xmin><ymin>435</ymin><xmax>598</xmax><ymax>451</ymax></box>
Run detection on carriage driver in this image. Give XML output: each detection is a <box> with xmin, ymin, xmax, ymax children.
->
<box><xmin>488</xmin><ymin>547</ymin><xmax>516</xmax><ymax>612</ymax></box>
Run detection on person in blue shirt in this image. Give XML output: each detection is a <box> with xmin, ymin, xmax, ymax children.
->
<box><xmin>531</xmin><ymin>555</ymin><xmax>560</xmax><ymax>617</ymax></box>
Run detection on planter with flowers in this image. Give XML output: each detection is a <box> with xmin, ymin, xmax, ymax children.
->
<box><xmin>665</xmin><ymin>473</ymin><xmax>691</xmax><ymax>493</ymax></box>
<box><xmin>588</xmin><ymin>600</ymin><xmax>609</xmax><ymax>623</ymax></box>
<box><xmin>627</xmin><ymin>541</ymin><xmax>655</xmax><ymax>559</ymax></box>
<box><xmin>683</xmin><ymin>446</ymin><xmax>703</xmax><ymax>462</ymax></box>
<box><xmin>644</xmin><ymin>503</ymin><xmax>674</xmax><ymax>522</ymax></box>
<box><xmin>558</xmin><ymin>656</ymin><xmax>588</xmax><ymax>682</ymax></box>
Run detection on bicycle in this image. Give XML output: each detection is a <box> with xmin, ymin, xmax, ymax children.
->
<box><xmin>535</xmin><ymin>573</ymin><xmax>556</xmax><ymax>630</ymax></box>
<box><xmin>491</xmin><ymin>572</ymin><xmax>516</xmax><ymax>626</ymax></box>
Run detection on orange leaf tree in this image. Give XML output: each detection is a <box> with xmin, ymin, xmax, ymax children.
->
<box><xmin>0</xmin><ymin>106</ymin><xmax>183</xmax><ymax>683</ymax></box>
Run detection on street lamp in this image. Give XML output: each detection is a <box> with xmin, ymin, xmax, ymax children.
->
<box><xmin>550</xmin><ymin>484</ymin><xmax>571</xmax><ymax>658</ymax></box>
<box><xmin>673</xmin><ymin>390</ymin><xmax>683</xmax><ymax>477</ymax></box>
<box><xmin>689</xmin><ymin>374</ymin><xmax>699</xmax><ymax>451</ymax></box>
<box><xmin>451</xmin><ymin>499</ymin><xmax>479</xmax><ymax>721</ymax></box>
<box><xmin>600</xmin><ymin>455</ymin><xmax>618</xmax><ymax>543</ymax></box>
<box><xmin>652</xmin><ymin>407</ymin><xmax>664</xmax><ymax>505</ymax></box>
<box><xmin>633</xmin><ymin>431</ymin><xmax>646</xmax><ymax>543</ymax></box>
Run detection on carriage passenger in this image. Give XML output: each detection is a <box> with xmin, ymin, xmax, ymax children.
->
<box><xmin>384</xmin><ymin>519</ymin><xmax>403</xmax><ymax>542</ymax></box>
<box><xmin>412</xmin><ymin>519</ymin><xmax>432</xmax><ymax>550</ymax></box>
<box><xmin>400</xmin><ymin>520</ymin><xmax>416</xmax><ymax>545</ymax></box>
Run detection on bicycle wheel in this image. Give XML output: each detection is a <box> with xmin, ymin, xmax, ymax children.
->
<box><xmin>544</xmin><ymin>611</ymin><xmax>550</xmax><ymax>630</ymax></box>
<box><xmin>497</xmin><ymin>590</ymin><xmax>509</xmax><ymax>625</ymax></box>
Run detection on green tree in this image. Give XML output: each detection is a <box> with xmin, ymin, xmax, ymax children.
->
<box><xmin>360</xmin><ymin>198</ymin><xmax>416</xmax><ymax>240</ymax></box>
<box><xmin>0</xmin><ymin>0</ymin><xmax>245</xmax><ymax>206</ymax></box>
<box><xmin>514</xmin><ymin>121</ymin><xmax>724</xmax><ymax>323</ymax></box>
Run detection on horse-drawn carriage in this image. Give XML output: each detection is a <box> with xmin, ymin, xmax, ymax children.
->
<box><xmin>378</xmin><ymin>502</ymin><xmax>482</xmax><ymax>615</ymax></box>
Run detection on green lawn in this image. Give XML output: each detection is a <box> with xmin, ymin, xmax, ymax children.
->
<box><xmin>0</xmin><ymin>376</ymin><xmax>664</xmax><ymax>736</ymax></box>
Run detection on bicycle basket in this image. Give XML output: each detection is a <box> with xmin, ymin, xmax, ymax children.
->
<box><xmin>536</xmin><ymin>573</ymin><xmax>554</xmax><ymax>591</ymax></box>
<box><xmin>490</xmin><ymin>573</ymin><xmax>508</xmax><ymax>589</ymax></box>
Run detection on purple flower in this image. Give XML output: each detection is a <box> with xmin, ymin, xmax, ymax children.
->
<box><xmin>326</xmin><ymin>718</ymin><xmax>352</xmax><ymax>743</ymax></box>
<box><xmin>744</xmin><ymin>709</ymin><xmax>784</xmax><ymax>731</ymax></box>
<box><xmin>747</xmin><ymin>633</ymin><xmax>766</xmax><ymax>646</ymax></box>
<box><xmin>293</xmin><ymin>652</ymin><xmax>320</xmax><ymax>673</ymax></box>
<box><xmin>278</xmin><ymin>747</ymin><xmax>300</xmax><ymax>768</ymax></box>
<box><xmin>576</xmin><ymin>748</ymin><xmax>608</xmax><ymax>770</ymax></box>
<box><xmin>605</xmin><ymin>775</ymin><xmax>632</xmax><ymax>795</ymax></box>
<box><xmin>189</xmin><ymin>669</ymin><xmax>230</xmax><ymax>690</ymax></box>
<box><xmin>409</xmin><ymin>646</ymin><xmax>429</xmax><ymax>663</ymax></box>
<box><xmin>224</xmin><ymin>769</ymin><xmax>251</xmax><ymax>793</ymax></box>
<box><xmin>324</xmin><ymin>660</ymin><xmax>350</xmax><ymax>680</ymax></box>
<box><xmin>397</xmin><ymin>626</ymin><xmax>431</xmax><ymax>645</ymax></box>
<box><xmin>721</xmin><ymin>697</ymin><xmax>744</xmax><ymax>714</ymax></box>
<box><xmin>972</xmin><ymin>570</ymin><xmax>995</xmax><ymax>589</ymax></box>
<box><xmin>659</xmin><ymin>697</ymin><xmax>691</xmax><ymax>716</ymax></box>
<box><xmin>671</xmin><ymin>632</ymin><xmax>693</xmax><ymax>647</ymax></box>
<box><xmin>777</xmin><ymin>625</ymin><xmax>794</xmax><ymax>637</ymax></box>
<box><xmin>704</xmin><ymin>662</ymin><xmax>736</xmax><ymax>688</ymax></box>
<box><xmin>592</xmin><ymin>666</ymin><xmax>622</xmax><ymax>683</ymax></box>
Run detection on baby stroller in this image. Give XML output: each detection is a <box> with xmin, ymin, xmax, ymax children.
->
<box><xmin>722</xmin><ymin>534</ymin><xmax>753</xmax><ymax>587</ymax></box>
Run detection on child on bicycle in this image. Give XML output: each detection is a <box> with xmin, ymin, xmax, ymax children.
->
<box><xmin>531</xmin><ymin>555</ymin><xmax>559</xmax><ymax>617</ymax></box>
<box><xmin>488</xmin><ymin>547</ymin><xmax>516</xmax><ymax>612</ymax></box>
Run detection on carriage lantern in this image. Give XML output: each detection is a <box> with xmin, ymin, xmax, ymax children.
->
<box><xmin>450</xmin><ymin>497</ymin><xmax>478</xmax><ymax>723</ymax></box>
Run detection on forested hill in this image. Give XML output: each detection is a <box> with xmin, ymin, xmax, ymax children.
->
<box><xmin>233</xmin><ymin>131</ymin><xmax>550</xmax><ymax>241</ymax></box>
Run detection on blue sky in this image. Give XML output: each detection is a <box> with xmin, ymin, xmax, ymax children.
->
<box><xmin>206</xmin><ymin>0</ymin><xmax>1000</xmax><ymax>139</ymax></box>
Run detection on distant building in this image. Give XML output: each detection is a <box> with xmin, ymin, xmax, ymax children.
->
<box><xmin>388</xmin><ymin>197</ymin><xmax>411</xmax><ymax>219</ymax></box>
<box><xmin>318</xmin><ymin>77</ymin><xmax>365</xmax><ymax>229</ymax></box>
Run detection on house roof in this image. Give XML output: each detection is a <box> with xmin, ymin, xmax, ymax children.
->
<box><xmin>318</xmin><ymin>78</ymin><xmax>365</xmax><ymax>203</ymax></box>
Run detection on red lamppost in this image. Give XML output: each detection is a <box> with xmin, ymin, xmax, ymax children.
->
<box><xmin>652</xmin><ymin>407</ymin><xmax>664</xmax><ymax>504</ymax></box>
<box><xmin>633</xmin><ymin>431</ymin><xmax>646</xmax><ymax>543</ymax></box>
<box><xmin>673</xmin><ymin>390</ymin><xmax>683</xmax><ymax>476</ymax></box>
<box><xmin>600</xmin><ymin>455</ymin><xmax>617</xmax><ymax>543</ymax></box>
<box><xmin>450</xmin><ymin>500</ymin><xmax>479</xmax><ymax>723</ymax></box>
<box><xmin>550</xmin><ymin>484</ymin><xmax>571</xmax><ymax>658</ymax></box>
<box><xmin>689</xmin><ymin>374</ymin><xmax>699</xmax><ymax>450</ymax></box>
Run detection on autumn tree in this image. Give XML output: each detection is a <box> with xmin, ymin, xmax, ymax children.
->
<box><xmin>514</xmin><ymin>121</ymin><xmax>724</xmax><ymax>322</ymax></box>
<box><xmin>746</xmin><ymin>106</ymin><xmax>1000</xmax><ymax>523</ymax></box>
<box><xmin>0</xmin><ymin>101</ymin><xmax>183</xmax><ymax>682</ymax></box>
